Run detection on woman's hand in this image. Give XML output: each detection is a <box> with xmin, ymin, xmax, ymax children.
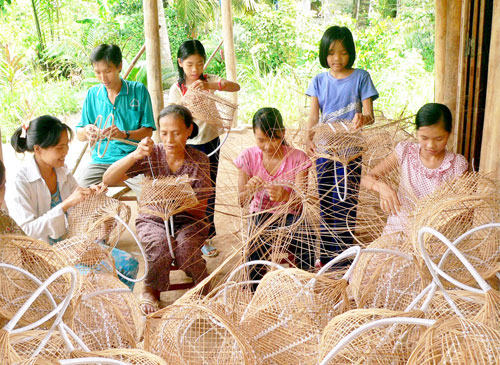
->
<box><xmin>375</xmin><ymin>181</ymin><xmax>401</xmax><ymax>215</ymax></box>
<box><xmin>266</xmin><ymin>185</ymin><xmax>290</xmax><ymax>202</ymax></box>
<box><xmin>89</xmin><ymin>182</ymin><xmax>108</xmax><ymax>195</ymax></box>
<box><xmin>131</xmin><ymin>137</ymin><xmax>154</xmax><ymax>160</ymax></box>
<box><xmin>61</xmin><ymin>187</ymin><xmax>93</xmax><ymax>212</ymax></box>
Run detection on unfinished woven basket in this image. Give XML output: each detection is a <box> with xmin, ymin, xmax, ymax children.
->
<box><xmin>53</xmin><ymin>235</ymin><xmax>113</xmax><ymax>269</ymax></box>
<box><xmin>177</xmin><ymin>88</ymin><xmax>237</xmax><ymax>135</ymax></box>
<box><xmin>312</xmin><ymin>122</ymin><xmax>366</xmax><ymax>165</ymax></box>
<box><xmin>68</xmin><ymin>274</ymin><xmax>137</xmax><ymax>351</ymax></box>
<box><xmin>240</xmin><ymin>267</ymin><xmax>350</xmax><ymax>364</ymax></box>
<box><xmin>319</xmin><ymin>309</ymin><xmax>426</xmax><ymax>364</ymax></box>
<box><xmin>410</xmin><ymin>174</ymin><xmax>500</xmax><ymax>285</ymax></box>
<box><xmin>81</xmin><ymin>272</ymin><xmax>143</xmax><ymax>343</ymax></box>
<box><xmin>348</xmin><ymin>233</ymin><xmax>429</xmax><ymax>311</ymax></box>
<box><xmin>67</xmin><ymin>192</ymin><xmax>131</xmax><ymax>246</ymax></box>
<box><xmin>0</xmin><ymin>235</ymin><xmax>71</xmax><ymax>327</ymax></box>
<box><xmin>70</xmin><ymin>348</ymin><xmax>168</xmax><ymax>365</ymax></box>
<box><xmin>407</xmin><ymin>317</ymin><xmax>500</xmax><ymax>364</ymax></box>
<box><xmin>144</xmin><ymin>303</ymin><xmax>257</xmax><ymax>365</ymax></box>
<box><xmin>138</xmin><ymin>175</ymin><xmax>199</xmax><ymax>221</ymax></box>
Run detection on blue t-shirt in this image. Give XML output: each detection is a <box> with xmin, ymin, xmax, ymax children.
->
<box><xmin>76</xmin><ymin>79</ymin><xmax>156</xmax><ymax>164</ymax></box>
<box><xmin>306</xmin><ymin>69</ymin><xmax>378</xmax><ymax>124</ymax></box>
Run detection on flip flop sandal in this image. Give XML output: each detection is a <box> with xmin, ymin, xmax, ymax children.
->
<box><xmin>201</xmin><ymin>243</ymin><xmax>219</xmax><ymax>257</ymax></box>
<box><xmin>139</xmin><ymin>294</ymin><xmax>159</xmax><ymax>316</ymax></box>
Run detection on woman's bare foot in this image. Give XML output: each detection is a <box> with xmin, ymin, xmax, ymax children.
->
<box><xmin>139</xmin><ymin>286</ymin><xmax>160</xmax><ymax>315</ymax></box>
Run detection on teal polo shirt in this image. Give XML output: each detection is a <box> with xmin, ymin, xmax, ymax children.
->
<box><xmin>76</xmin><ymin>79</ymin><xmax>156</xmax><ymax>164</ymax></box>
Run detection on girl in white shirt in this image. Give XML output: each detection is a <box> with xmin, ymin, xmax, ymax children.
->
<box><xmin>8</xmin><ymin>115</ymin><xmax>138</xmax><ymax>290</ymax></box>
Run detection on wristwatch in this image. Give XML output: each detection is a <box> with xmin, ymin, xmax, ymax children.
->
<box><xmin>124</xmin><ymin>130</ymin><xmax>130</xmax><ymax>139</ymax></box>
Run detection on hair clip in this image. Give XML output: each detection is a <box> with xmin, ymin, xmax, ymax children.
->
<box><xmin>20</xmin><ymin>123</ymin><xmax>29</xmax><ymax>139</ymax></box>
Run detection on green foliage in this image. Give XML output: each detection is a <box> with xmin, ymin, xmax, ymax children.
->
<box><xmin>234</xmin><ymin>0</ymin><xmax>298</xmax><ymax>72</ymax></box>
<box><xmin>165</xmin><ymin>5</ymin><xmax>189</xmax><ymax>67</ymax></box>
<box><xmin>171</xmin><ymin>0</ymin><xmax>218</xmax><ymax>36</ymax></box>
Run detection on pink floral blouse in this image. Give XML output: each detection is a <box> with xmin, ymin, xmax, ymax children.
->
<box><xmin>383</xmin><ymin>141</ymin><xmax>468</xmax><ymax>235</ymax></box>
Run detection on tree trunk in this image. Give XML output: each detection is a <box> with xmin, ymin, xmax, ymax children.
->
<box><xmin>157</xmin><ymin>0</ymin><xmax>173</xmax><ymax>70</ymax></box>
<box><xmin>352</xmin><ymin>0</ymin><xmax>358</xmax><ymax>19</ymax></box>
<box><xmin>356</xmin><ymin>0</ymin><xmax>370</xmax><ymax>28</ymax></box>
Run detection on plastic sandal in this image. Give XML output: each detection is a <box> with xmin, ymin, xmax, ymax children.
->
<box><xmin>201</xmin><ymin>243</ymin><xmax>219</xmax><ymax>257</ymax></box>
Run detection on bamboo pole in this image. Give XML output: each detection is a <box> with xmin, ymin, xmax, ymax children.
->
<box><xmin>0</xmin><ymin>128</ymin><xmax>3</xmax><ymax>164</ymax></box>
<box><xmin>204</xmin><ymin>39</ymin><xmax>224</xmax><ymax>70</ymax></box>
<box><xmin>443</xmin><ymin>0</ymin><xmax>462</xmax><ymax>130</ymax></box>
<box><xmin>434</xmin><ymin>0</ymin><xmax>447</xmax><ymax>103</ymax></box>
<box><xmin>143</xmin><ymin>0</ymin><xmax>164</xmax><ymax>141</ymax></box>
<box><xmin>479</xmin><ymin>0</ymin><xmax>500</xmax><ymax>179</ymax></box>
<box><xmin>221</xmin><ymin>0</ymin><xmax>238</xmax><ymax>127</ymax></box>
<box><xmin>124</xmin><ymin>43</ymin><xmax>146</xmax><ymax>80</ymax></box>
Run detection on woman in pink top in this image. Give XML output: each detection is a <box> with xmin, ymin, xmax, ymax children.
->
<box><xmin>361</xmin><ymin>103</ymin><xmax>468</xmax><ymax>235</ymax></box>
<box><xmin>235</xmin><ymin>108</ymin><xmax>313</xmax><ymax>285</ymax></box>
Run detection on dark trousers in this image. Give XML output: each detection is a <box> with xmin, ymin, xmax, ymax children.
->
<box><xmin>246</xmin><ymin>213</ymin><xmax>315</xmax><ymax>288</ymax></box>
<box><xmin>316</xmin><ymin>157</ymin><xmax>362</xmax><ymax>265</ymax></box>
<box><xmin>189</xmin><ymin>137</ymin><xmax>220</xmax><ymax>238</ymax></box>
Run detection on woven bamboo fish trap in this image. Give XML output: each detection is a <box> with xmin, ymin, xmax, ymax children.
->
<box><xmin>68</xmin><ymin>274</ymin><xmax>137</xmax><ymax>351</ymax></box>
<box><xmin>67</xmin><ymin>193</ymin><xmax>131</xmax><ymax>246</ymax></box>
<box><xmin>138</xmin><ymin>175</ymin><xmax>199</xmax><ymax>222</ymax></box>
<box><xmin>407</xmin><ymin>317</ymin><xmax>500</xmax><ymax>364</ymax></box>
<box><xmin>312</xmin><ymin>122</ymin><xmax>366</xmax><ymax>165</ymax></box>
<box><xmin>319</xmin><ymin>309</ymin><xmax>427</xmax><ymax>364</ymax></box>
<box><xmin>80</xmin><ymin>272</ymin><xmax>143</xmax><ymax>343</ymax></box>
<box><xmin>144</xmin><ymin>303</ymin><xmax>257</xmax><ymax>365</ymax></box>
<box><xmin>239</xmin><ymin>267</ymin><xmax>350</xmax><ymax>364</ymax></box>
<box><xmin>177</xmin><ymin>88</ymin><xmax>237</xmax><ymax>136</ymax></box>
<box><xmin>417</xmin><ymin>224</ymin><xmax>500</xmax><ymax>328</ymax></box>
<box><xmin>0</xmin><ymin>235</ymin><xmax>71</xmax><ymax>327</ymax></box>
<box><xmin>410</xmin><ymin>174</ymin><xmax>500</xmax><ymax>286</ymax></box>
<box><xmin>6</xmin><ymin>330</ymin><xmax>69</xmax><ymax>363</ymax></box>
<box><xmin>348</xmin><ymin>233</ymin><xmax>430</xmax><ymax>311</ymax></box>
<box><xmin>241</xmin><ymin>182</ymin><xmax>322</xmax><ymax>273</ymax></box>
<box><xmin>70</xmin><ymin>348</ymin><xmax>168</xmax><ymax>365</ymax></box>
<box><xmin>53</xmin><ymin>235</ymin><xmax>113</xmax><ymax>269</ymax></box>
<box><xmin>425</xmin><ymin>290</ymin><xmax>485</xmax><ymax>321</ymax></box>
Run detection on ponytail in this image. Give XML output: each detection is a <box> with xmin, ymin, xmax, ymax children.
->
<box><xmin>11</xmin><ymin>115</ymin><xmax>73</xmax><ymax>154</ymax></box>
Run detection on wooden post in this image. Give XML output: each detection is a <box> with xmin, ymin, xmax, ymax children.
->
<box><xmin>143</xmin><ymin>0</ymin><xmax>164</xmax><ymax>140</ymax></box>
<box><xmin>221</xmin><ymin>0</ymin><xmax>238</xmax><ymax>126</ymax></box>
<box><xmin>434</xmin><ymin>0</ymin><xmax>447</xmax><ymax>103</ymax></box>
<box><xmin>479</xmin><ymin>0</ymin><xmax>500</xmax><ymax>179</ymax></box>
<box><xmin>435</xmin><ymin>0</ymin><xmax>462</xmax><ymax>152</ymax></box>
<box><xmin>0</xmin><ymin>129</ymin><xmax>3</xmax><ymax>163</ymax></box>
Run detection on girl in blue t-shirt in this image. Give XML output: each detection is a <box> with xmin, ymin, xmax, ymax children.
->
<box><xmin>305</xmin><ymin>26</ymin><xmax>379</xmax><ymax>266</ymax></box>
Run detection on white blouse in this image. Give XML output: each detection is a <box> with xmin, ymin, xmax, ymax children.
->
<box><xmin>6</xmin><ymin>155</ymin><xmax>78</xmax><ymax>243</ymax></box>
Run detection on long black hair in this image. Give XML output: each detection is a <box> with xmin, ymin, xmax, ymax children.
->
<box><xmin>252</xmin><ymin>108</ymin><xmax>288</xmax><ymax>145</ymax></box>
<box><xmin>177</xmin><ymin>39</ymin><xmax>207</xmax><ymax>85</ymax></box>
<box><xmin>415</xmin><ymin>103</ymin><xmax>453</xmax><ymax>132</ymax></box>
<box><xmin>159</xmin><ymin>104</ymin><xmax>198</xmax><ymax>139</ymax></box>
<box><xmin>11</xmin><ymin>115</ymin><xmax>73</xmax><ymax>153</ymax></box>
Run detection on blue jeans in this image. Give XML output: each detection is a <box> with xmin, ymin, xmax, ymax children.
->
<box><xmin>246</xmin><ymin>213</ymin><xmax>314</xmax><ymax>289</ymax></box>
<box><xmin>190</xmin><ymin>137</ymin><xmax>220</xmax><ymax>239</ymax></box>
<box><xmin>316</xmin><ymin>157</ymin><xmax>362</xmax><ymax>265</ymax></box>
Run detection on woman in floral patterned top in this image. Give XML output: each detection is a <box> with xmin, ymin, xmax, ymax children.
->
<box><xmin>361</xmin><ymin>103</ymin><xmax>468</xmax><ymax>235</ymax></box>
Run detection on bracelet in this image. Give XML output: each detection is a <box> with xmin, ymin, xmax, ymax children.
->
<box><xmin>218</xmin><ymin>81</ymin><xmax>223</xmax><ymax>91</ymax></box>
